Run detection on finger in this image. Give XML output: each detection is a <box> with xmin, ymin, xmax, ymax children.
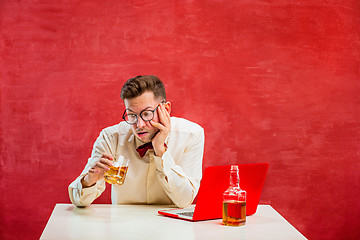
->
<box><xmin>89</xmin><ymin>168</ymin><xmax>100</xmax><ymax>173</ymax></box>
<box><xmin>162</xmin><ymin>102</ymin><xmax>171</xmax><ymax>116</ymax></box>
<box><xmin>95</xmin><ymin>161</ymin><xmax>111</xmax><ymax>171</ymax></box>
<box><xmin>156</xmin><ymin>104</ymin><xmax>164</xmax><ymax>118</ymax></box>
<box><xmin>160</xmin><ymin>103</ymin><xmax>171</xmax><ymax>121</ymax></box>
<box><xmin>150</xmin><ymin>120</ymin><xmax>165</xmax><ymax>131</ymax></box>
<box><xmin>158</xmin><ymin>105</ymin><xmax>170</xmax><ymax>126</ymax></box>
<box><xmin>102</xmin><ymin>153</ymin><xmax>114</xmax><ymax>161</ymax></box>
<box><xmin>99</xmin><ymin>158</ymin><xmax>114</xmax><ymax>167</ymax></box>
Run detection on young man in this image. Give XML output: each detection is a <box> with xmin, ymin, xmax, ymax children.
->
<box><xmin>69</xmin><ymin>75</ymin><xmax>205</xmax><ymax>208</ymax></box>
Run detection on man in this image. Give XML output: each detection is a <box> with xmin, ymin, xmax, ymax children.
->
<box><xmin>69</xmin><ymin>75</ymin><xmax>205</xmax><ymax>208</ymax></box>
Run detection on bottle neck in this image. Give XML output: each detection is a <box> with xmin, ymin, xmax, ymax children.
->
<box><xmin>229</xmin><ymin>169</ymin><xmax>240</xmax><ymax>188</ymax></box>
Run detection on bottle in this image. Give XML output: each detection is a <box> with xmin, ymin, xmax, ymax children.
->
<box><xmin>222</xmin><ymin>165</ymin><xmax>247</xmax><ymax>226</ymax></box>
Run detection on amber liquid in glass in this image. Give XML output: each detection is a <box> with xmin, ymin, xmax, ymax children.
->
<box><xmin>222</xmin><ymin>200</ymin><xmax>246</xmax><ymax>226</ymax></box>
<box><xmin>104</xmin><ymin>166</ymin><xmax>128</xmax><ymax>185</ymax></box>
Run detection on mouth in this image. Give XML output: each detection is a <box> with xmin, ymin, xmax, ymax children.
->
<box><xmin>136</xmin><ymin>131</ymin><xmax>148</xmax><ymax>138</ymax></box>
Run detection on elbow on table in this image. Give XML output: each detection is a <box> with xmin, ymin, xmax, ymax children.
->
<box><xmin>68</xmin><ymin>187</ymin><xmax>91</xmax><ymax>208</ymax></box>
<box><xmin>173</xmin><ymin>191</ymin><xmax>196</xmax><ymax>209</ymax></box>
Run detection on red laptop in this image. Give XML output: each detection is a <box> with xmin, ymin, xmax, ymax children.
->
<box><xmin>158</xmin><ymin>163</ymin><xmax>269</xmax><ymax>221</ymax></box>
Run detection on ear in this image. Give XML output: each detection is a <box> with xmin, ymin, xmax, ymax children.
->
<box><xmin>164</xmin><ymin>101</ymin><xmax>171</xmax><ymax>115</ymax></box>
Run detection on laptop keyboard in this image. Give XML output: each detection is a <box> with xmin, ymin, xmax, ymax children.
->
<box><xmin>177</xmin><ymin>211</ymin><xmax>194</xmax><ymax>217</ymax></box>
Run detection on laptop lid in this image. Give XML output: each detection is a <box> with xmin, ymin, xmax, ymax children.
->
<box><xmin>158</xmin><ymin>163</ymin><xmax>268</xmax><ymax>221</ymax></box>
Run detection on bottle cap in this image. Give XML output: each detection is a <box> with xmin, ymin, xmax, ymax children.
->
<box><xmin>231</xmin><ymin>165</ymin><xmax>238</xmax><ymax>171</ymax></box>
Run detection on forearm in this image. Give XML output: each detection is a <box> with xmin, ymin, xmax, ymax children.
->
<box><xmin>69</xmin><ymin>154</ymin><xmax>107</xmax><ymax>207</ymax></box>
<box><xmin>154</xmin><ymin>149</ymin><xmax>203</xmax><ymax>208</ymax></box>
<box><xmin>69</xmin><ymin>128</ymin><xmax>116</xmax><ymax>206</ymax></box>
<box><xmin>81</xmin><ymin>172</ymin><xmax>104</xmax><ymax>188</ymax></box>
<box><xmin>157</xmin><ymin>166</ymin><xmax>199</xmax><ymax>208</ymax></box>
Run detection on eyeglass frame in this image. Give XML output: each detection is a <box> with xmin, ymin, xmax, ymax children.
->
<box><xmin>122</xmin><ymin>101</ymin><xmax>166</xmax><ymax>125</ymax></box>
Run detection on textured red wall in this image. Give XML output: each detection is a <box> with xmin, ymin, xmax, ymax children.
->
<box><xmin>1</xmin><ymin>1</ymin><xmax>359</xmax><ymax>239</ymax></box>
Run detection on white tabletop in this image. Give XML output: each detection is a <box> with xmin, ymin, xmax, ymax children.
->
<box><xmin>40</xmin><ymin>204</ymin><xmax>307</xmax><ymax>240</ymax></box>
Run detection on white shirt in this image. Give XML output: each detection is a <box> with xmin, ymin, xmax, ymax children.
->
<box><xmin>68</xmin><ymin>117</ymin><xmax>205</xmax><ymax>208</ymax></box>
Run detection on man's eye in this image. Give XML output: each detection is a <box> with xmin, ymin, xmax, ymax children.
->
<box><xmin>142</xmin><ymin>111</ymin><xmax>151</xmax><ymax>117</ymax></box>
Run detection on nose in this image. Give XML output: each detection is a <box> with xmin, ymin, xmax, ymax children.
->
<box><xmin>136</xmin><ymin>117</ymin><xmax>147</xmax><ymax>128</ymax></box>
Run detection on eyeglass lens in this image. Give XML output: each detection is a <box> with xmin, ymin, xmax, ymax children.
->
<box><xmin>124</xmin><ymin>108</ymin><xmax>157</xmax><ymax>124</ymax></box>
<box><xmin>123</xmin><ymin>102</ymin><xmax>164</xmax><ymax>124</ymax></box>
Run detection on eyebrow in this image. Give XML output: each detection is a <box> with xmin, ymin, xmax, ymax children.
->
<box><xmin>125</xmin><ymin>106</ymin><xmax>154</xmax><ymax>113</ymax></box>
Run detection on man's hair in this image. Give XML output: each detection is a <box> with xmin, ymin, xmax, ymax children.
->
<box><xmin>120</xmin><ymin>75</ymin><xmax>166</xmax><ymax>100</ymax></box>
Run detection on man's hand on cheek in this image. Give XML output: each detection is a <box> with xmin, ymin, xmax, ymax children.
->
<box><xmin>150</xmin><ymin>103</ymin><xmax>171</xmax><ymax>157</ymax></box>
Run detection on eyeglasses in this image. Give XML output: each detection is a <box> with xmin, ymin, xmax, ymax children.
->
<box><xmin>122</xmin><ymin>101</ymin><xmax>165</xmax><ymax>125</ymax></box>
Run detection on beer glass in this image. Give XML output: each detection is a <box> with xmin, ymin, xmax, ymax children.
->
<box><xmin>104</xmin><ymin>156</ymin><xmax>129</xmax><ymax>185</ymax></box>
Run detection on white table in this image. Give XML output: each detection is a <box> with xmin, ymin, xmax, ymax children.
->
<box><xmin>40</xmin><ymin>204</ymin><xmax>307</xmax><ymax>240</ymax></box>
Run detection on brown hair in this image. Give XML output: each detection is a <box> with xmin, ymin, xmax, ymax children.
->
<box><xmin>120</xmin><ymin>75</ymin><xmax>166</xmax><ymax>100</ymax></box>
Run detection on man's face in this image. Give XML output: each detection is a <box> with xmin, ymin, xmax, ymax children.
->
<box><xmin>124</xmin><ymin>91</ymin><xmax>163</xmax><ymax>143</ymax></box>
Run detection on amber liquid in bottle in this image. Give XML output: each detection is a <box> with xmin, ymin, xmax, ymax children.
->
<box><xmin>222</xmin><ymin>165</ymin><xmax>247</xmax><ymax>226</ymax></box>
<box><xmin>223</xmin><ymin>200</ymin><xmax>246</xmax><ymax>226</ymax></box>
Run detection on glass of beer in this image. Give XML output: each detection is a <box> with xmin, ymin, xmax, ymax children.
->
<box><xmin>104</xmin><ymin>156</ymin><xmax>129</xmax><ymax>185</ymax></box>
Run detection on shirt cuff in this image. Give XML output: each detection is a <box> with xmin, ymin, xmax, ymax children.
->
<box><xmin>70</xmin><ymin>175</ymin><xmax>99</xmax><ymax>206</ymax></box>
<box><xmin>81</xmin><ymin>182</ymin><xmax>98</xmax><ymax>195</ymax></box>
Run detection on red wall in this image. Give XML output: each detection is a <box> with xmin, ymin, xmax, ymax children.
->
<box><xmin>1</xmin><ymin>1</ymin><xmax>359</xmax><ymax>239</ymax></box>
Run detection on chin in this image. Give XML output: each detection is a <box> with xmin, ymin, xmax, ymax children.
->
<box><xmin>137</xmin><ymin>135</ymin><xmax>153</xmax><ymax>143</ymax></box>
